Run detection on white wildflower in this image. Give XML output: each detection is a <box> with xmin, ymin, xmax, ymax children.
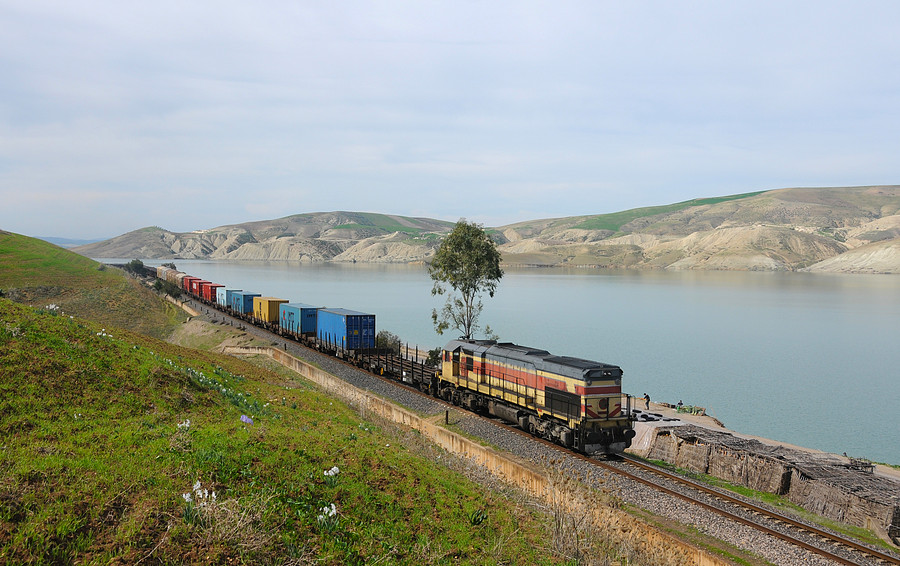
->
<box><xmin>317</xmin><ymin>503</ymin><xmax>338</xmax><ymax>522</ymax></box>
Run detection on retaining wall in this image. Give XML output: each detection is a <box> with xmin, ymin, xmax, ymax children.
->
<box><xmin>635</xmin><ymin>424</ymin><xmax>900</xmax><ymax>544</ymax></box>
<box><xmin>224</xmin><ymin>346</ymin><xmax>735</xmax><ymax>566</ymax></box>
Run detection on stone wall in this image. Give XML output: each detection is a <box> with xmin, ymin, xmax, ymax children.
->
<box><xmin>786</xmin><ymin>463</ymin><xmax>900</xmax><ymax>542</ymax></box>
<box><xmin>637</xmin><ymin>424</ymin><xmax>900</xmax><ymax>545</ymax></box>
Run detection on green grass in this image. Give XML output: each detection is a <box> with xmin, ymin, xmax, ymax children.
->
<box><xmin>334</xmin><ymin>223</ymin><xmax>424</xmax><ymax>235</ymax></box>
<box><xmin>573</xmin><ymin>191</ymin><xmax>765</xmax><ymax>232</ymax></box>
<box><xmin>333</xmin><ymin>213</ymin><xmax>453</xmax><ymax>236</ymax></box>
<box><xmin>0</xmin><ymin>230</ymin><xmax>123</xmax><ymax>287</ymax></box>
<box><xmin>0</xmin><ymin>232</ymin><xmax>578</xmax><ymax>563</ymax></box>
<box><xmin>0</xmin><ymin>231</ymin><xmax>185</xmax><ymax>338</ymax></box>
<box><xmin>0</xmin><ymin>298</ymin><xmax>567</xmax><ymax>564</ymax></box>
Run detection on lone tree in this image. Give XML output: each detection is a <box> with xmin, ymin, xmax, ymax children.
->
<box><xmin>429</xmin><ymin>219</ymin><xmax>503</xmax><ymax>340</ymax></box>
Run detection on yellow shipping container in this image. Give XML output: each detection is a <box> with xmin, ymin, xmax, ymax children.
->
<box><xmin>253</xmin><ymin>297</ymin><xmax>288</xmax><ymax>323</ymax></box>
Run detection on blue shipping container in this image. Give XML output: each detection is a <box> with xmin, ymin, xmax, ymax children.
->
<box><xmin>231</xmin><ymin>291</ymin><xmax>260</xmax><ymax>314</ymax></box>
<box><xmin>317</xmin><ymin>308</ymin><xmax>375</xmax><ymax>350</ymax></box>
<box><xmin>279</xmin><ymin>303</ymin><xmax>319</xmax><ymax>335</ymax></box>
<box><xmin>225</xmin><ymin>289</ymin><xmax>243</xmax><ymax>310</ymax></box>
<box><xmin>217</xmin><ymin>287</ymin><xmax>239</xmax><ymax>307</ymax></box>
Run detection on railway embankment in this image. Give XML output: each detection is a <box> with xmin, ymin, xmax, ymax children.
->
<box><xmin>174</xmin><ymin>295</ymin><xmax>900</xmax><ymax>552</ymax></box>
<box><xmin>224</xmin><ymin>345</ymin><xmax>735</xmax><ymax>566</ymax></box>
<box><xmin>628</xmin><ymin>410</ymin><xmax>900</xmax><ymax>545</ymax></box>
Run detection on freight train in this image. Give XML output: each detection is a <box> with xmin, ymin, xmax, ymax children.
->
<box><xmin>150</xmin><ymin>264</ymin><xmax>635</xmax><ymax>455</ymax></box>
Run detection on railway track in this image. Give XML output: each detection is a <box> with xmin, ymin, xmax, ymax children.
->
<box><xmin>606</xmin><ymin>455</ymin><xmax>900</xmax><ymax>566</ymax></box>
<box><xmin>328</xmin><ymin>357</ymin><xmax>900</xmax><ymax>564</ymax></box>
<box><xmin>301</xmin><ymin>349</ymin><xmax>900</xmax><ymax>563</ymax></box>
<box><xmin>188</xmin><ymin>297</ymin><xmax>900</xmax><ymax>565</ymax></box>
<box><xmin>469</xmin><ymin>404</ymin><xmax>899</xmax><ymax>566</ymax></box>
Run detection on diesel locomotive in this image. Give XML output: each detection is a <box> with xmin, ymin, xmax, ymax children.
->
<box><xmin>439</xmin><ymin>339</ymin><xmax>634</xmax><ymax>454</ymax></box>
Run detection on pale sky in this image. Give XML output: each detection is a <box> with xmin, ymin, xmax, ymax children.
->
<box><xmin>2</xmin><ymin>1</ymin><xmax>899</xmax><ymax>239</ymax></box>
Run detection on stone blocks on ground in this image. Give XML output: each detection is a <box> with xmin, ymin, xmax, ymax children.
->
<box><xmin>636</xmin><ymin>424</ymin><xmax>900</xmax><ymax>543</ymax></box>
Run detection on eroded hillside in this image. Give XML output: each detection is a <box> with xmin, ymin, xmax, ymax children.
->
<box><xmin>73</xmin><ymin>186</ymin><xmax>900</xmax><ymax>273</ymax></box>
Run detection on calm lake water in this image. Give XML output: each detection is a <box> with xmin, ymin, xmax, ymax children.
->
<box><xmin>137</xmin><ymin>260</ymin><xmax>900</xmax><ymax>465</ymax></box>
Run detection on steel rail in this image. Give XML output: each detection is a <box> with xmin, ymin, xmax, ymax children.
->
<box><xmin>615</xmin><ymin>455</ymin><xmax>900</xmax><ymax>566</ymax></box>
<box><xmin>487</xmin><ymin>414</ymin><xmax>900</xmax><ymax>566</ymax></box>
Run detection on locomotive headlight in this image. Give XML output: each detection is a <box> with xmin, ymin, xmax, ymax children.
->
<box><xmin>598</xmin><ymin>397</ymin><xmax>609</xmax><ymax>410</ymax></box>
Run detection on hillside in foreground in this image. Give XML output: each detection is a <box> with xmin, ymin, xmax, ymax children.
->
<box><xmin>0</xmin><ymin>298</ymin><xmax>565</xmax><ymax>564</ymax></box>
<box><xmin>73</xmin><ymin>186</ymin><xmax>900</xmax><ymax>273</ymax></box>
<box><xmin>0</xmin><ymin>236</ymin><xmax>578</xmax><ymax>564</ymax></box>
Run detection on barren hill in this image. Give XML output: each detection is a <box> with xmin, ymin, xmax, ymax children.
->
<box><xmin>76</xmin><ymin>212</ymin><xmax>452</xmax><ymax>263</ymax></box>
<box><xmin>74</xmin><ymin>186</ymin><xmax>900</xmax><ymax>274</ymax></box>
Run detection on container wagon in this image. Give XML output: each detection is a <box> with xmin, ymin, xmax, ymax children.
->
<box><xmin>189</xmin><ymin>279</ymin><xmax>210</xmax><ymax>297</ymax></box>
<box><xmin>202</xmin><ymin>283</ymin><xmax>224</xmax><ymax>302</ymax></box>
<box><xmin>182</xmin><ymin>276</ymin><xmax>200</xmax><ymax>293</ymax></box>
<box><xmin>225</xmin><ymin>289</ymin><xmax>243</xmax><ymax>311</ymax></box>
<box><xmin>317</xmin><ymin>308</ymin><xmax>375</xmax><ymax>351</ymax></box>
<box><xmin>279</xmin><ymin>303</ymin><xmax>319</xmax><ymax>336</ymax></box>
<box><xmin>231</xmin><ymin>292</ymin><xmax>260</xmax><ymax>314</ymax></box>
<box><xmin>253</xmin><ymin>297</ymin><xmax>288</xmax><ymax>324</ymax></box>
<box><xmin>217</xmin><ymin>288</ymin><xmax>240</xmax><ymax>308</ymax></box>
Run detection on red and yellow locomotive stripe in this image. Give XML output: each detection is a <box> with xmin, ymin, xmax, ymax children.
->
<box><xmin>440</xmin><ymin>341</ymin><xmax>626</xmax><ymax>430</ymax></box>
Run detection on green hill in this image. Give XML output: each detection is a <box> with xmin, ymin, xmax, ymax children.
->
<box><xmin>571</xmin><ymin>191</ymin><xmax>766</xmax><ymax>233</ymax></box>
<box><xmin>0</xmin><ymin>231</ymin><xmax>183</xmax><ymax>338</ymax></box>
<box><xmin>0</xmin><ymin>233</ymin><xmax>572</xmax><ymax>564</ymax></box>
<box><xmin>0</xmin><ymin>298</ymin><xmax>557</xmax><ymax>564</ymax></box>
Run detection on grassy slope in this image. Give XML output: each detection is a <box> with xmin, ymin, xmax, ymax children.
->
<box><xmin>0</xmin><ymin>299</ymin><xmax>559</xmax><ymax>564</ymax></box>
<box><xmin>0</xmin><ymin>232</ymin><xmax>184</xmax><ymax>338</ymax></box>
<box><xmin>334</xmin><ymin>212</ymin><xmax>455</xmax><ymax>235</ymax></box>
<box><xmin>0</xmin><ymin>233</ymin><xmax>572</xmax><ymax>564</ymax></box>
<box><xmin>572</xmin><ymin>191</ymin><xmax>766</xmax><ymax>232</ymax></box>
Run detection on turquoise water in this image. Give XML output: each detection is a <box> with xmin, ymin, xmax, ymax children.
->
<box><xmin>140</xmin><ymin>260</ymin><xmax>900</xmax><ymax>465</ymax></box>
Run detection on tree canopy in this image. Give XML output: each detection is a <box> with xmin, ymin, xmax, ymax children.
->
<box><xmin>428</xmin><ymin>220</ymin><xmax>503</xmax><ymax>340</ymax></box>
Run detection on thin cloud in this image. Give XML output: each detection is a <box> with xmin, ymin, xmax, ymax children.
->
<box><xmin>1</xmin><ymin>1</ymin><xmax>899</xmax><ymax>238</ymax></box>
